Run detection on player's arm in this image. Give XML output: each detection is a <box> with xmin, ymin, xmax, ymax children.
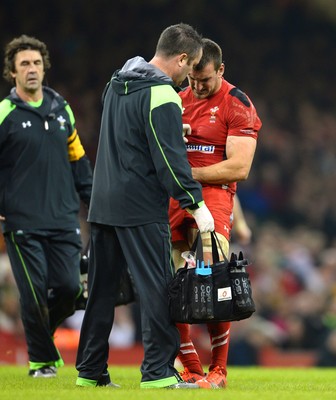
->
<box><xmin>233</xmin><ymin>194</ymin><xmax>252</xmax><ymax>245</ymax></box>
<box><xmin>192</xmin><ymin>135</ymin><xmax>257</xmax><ymax>185</ymax></box>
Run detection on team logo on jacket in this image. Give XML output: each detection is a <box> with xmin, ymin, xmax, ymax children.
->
<box><xmin>57</xmin><ymin>115</ymin><xmax>66</xmax><ymax>130</ymax></box>
<box><xmin>210</xmin><ymin>106</ymin><xmax>219</xmax><ymax>123</ymax></box>
<box><xmin>186</xmin><ymin>144</ymin><xmax>215</xmax><ymax>153</ymax></box>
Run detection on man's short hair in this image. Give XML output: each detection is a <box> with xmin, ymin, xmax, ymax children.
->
<box><xmin>194</xmin><ymin>38</ymin><xmax>223</xmax><ymax>72</ymax></box>
<box><xmin>155</xmin><ymin>23</ymin><xmax>203</xmax><ymax>63</ymax></box>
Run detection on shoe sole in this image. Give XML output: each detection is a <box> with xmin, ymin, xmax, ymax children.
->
<box><xmin>197</xmin><ymin>382</ymin><xmax>220</xmax><ymax>389</ymax></box>
<box><xmin>166</xmin><ymin>383</ymin><xmax>200</xmax><ymax>389</ymax></box>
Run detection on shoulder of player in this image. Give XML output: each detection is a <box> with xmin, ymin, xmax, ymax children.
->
<box><xmin>222</xmin><ymin>80</ymin><xmax>253</xmax><ymax>108</ymax></box>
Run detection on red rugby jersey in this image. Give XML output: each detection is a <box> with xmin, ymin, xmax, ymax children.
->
<box><xmin>179</xmin><ymin>78</ymin><xmax>262</xmax><ymax>192</ymax></box>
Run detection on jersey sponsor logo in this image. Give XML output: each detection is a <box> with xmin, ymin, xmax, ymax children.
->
<box><xmin>186</xmin><ymin>144</ymin><xmax>215</xmax><ymax>153</ymax></box>
<box><xmin>210</xmin><ymin>106</ymin><xmax>219</xmax><ymax>123</ymax></box>
<box><xmin>22</xmin><ymin>121</ymin><xmax>32</xmax><ymax>128</ymax></box>
<box><xmin>57</xmin><ymin>115</ymin><xmax>67</xmax><ymax>130</ymax></box>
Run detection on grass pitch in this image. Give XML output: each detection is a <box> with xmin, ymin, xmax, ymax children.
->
<box><xmin>0</xmin><ymin>365</ymin><xmax>335</xmax><ymax>400</ymax></box>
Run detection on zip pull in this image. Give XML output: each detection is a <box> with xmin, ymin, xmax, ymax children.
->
<box><xmin>45</xmin><ymin>120</ymin><xmax>49</xmax><ymax>130</ymax></box>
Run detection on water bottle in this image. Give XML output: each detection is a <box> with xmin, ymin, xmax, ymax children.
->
<box><xmin>192</xmin><ymin>260</ymin><xmax>214</xmax><ymax>319</ymax></box>
<box><xmin>181</xmin><ymin>251</ymin><xmax>196</xmax><ymax>268</ymax></box>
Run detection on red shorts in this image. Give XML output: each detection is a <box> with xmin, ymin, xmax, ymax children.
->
<box><xmin>169</xmin><ymin>186</ymin><xmax>234</xmax><ymax>242</ymax></box>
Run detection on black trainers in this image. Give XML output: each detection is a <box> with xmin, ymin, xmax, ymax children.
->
<box><xmin>96</xmin><ymin>370</ymin><xmax>120</xmax><ymax>388</ymax></box>
<box><xmin>166</xmin><ymin>382</ymin><xmax>200</xmax><ymax>389</ymax></box>
<box><xmin>28</xmin><ymin>366</ymin><xmax>57</xmax><ymax>378</ymax></box>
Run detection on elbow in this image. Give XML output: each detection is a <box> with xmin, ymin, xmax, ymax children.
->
<box><xmin>236</xmin><ymin>166</ymin><xmax>251</xmax><ymax>182</ymax></box>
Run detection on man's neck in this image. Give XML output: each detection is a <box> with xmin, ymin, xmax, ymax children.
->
<box><xmin>15</xmin><ymin>87</ymin><xmax>43</xmax><ymax>103</ymax></box>
<box><xmin>149</xmin><ymin>56</ymin><xmax>171</xmax><ymax>79</ymax></box>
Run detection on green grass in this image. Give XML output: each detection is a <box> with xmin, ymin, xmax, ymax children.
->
<box><xmin>0</xmin><ymin>365</ymin><xmax>335</xmax><ymax>400</ymax></box>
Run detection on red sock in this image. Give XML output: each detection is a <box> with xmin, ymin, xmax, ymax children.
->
<box><xmin>207</xmin><ymin>321</ymin><xmax>230</xmax><ymax>375</ymax></box>
<box><xmin>176</xmin><ymin>323</ymin><xmax>204</xmax><ymax>375</ymax></box>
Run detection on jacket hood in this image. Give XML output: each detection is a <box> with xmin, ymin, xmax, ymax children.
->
<box><xmin>111</xmin><ymin>56</ymin><xmax>173</xmax><ymax>95</ymax></box>
<box><xmin>7</xmin><ymin>86</ymin><xmax>66</xmax><ymax>115</ymax></box>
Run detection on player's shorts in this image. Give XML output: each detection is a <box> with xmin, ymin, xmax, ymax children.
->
<box><xmin>169</xmin><ymin>186</ymin><xmax>234</xmax><ymax>270</ymax></box>
<box><xmin>169</xmin><ymin>186</ymin><xmax>234</xmax><ymax>243</ymax></box>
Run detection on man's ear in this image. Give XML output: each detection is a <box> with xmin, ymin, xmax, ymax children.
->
<box><xmin>218</xmin><ymin>63</ymin><xmax>225</xmax><ymax>77</ymax></box>
<box><xmin>178</xmin><ymin>53</ymin><xmax>188</xmax><ymax>66</ymax></box>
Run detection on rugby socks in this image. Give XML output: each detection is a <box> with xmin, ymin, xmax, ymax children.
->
<box><xmin>176</xmin><ymin>323</ymin><xmax>204</xmax><ymax>376</ymax></box>
<box><xmin>207</xmin><ymin>321</ymin><xmax>230</xmax><ymax>375</ymax></box>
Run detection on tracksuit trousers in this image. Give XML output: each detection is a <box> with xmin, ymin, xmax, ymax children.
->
<box><xmin>4</xmin><ymin>229</ymin><xmax>82</xmax><ymax>366</ymax></box>
<box><xmin>76</xmin><ymin>222</ymin><xmax>180</xmax><ymax>384</ymax></box>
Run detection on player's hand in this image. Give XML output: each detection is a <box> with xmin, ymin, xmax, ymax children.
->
<box><xmin>0</xmin><ymin>215</ymin><xmax>5</xmax><ymax>221</ymax></box>
<box><xmin>182</xmin><ymin>124</ymin><xmax>191</xmax><ymax>143</ymax></box>
<box><xmin>188</xmin><ymin>203</ymin><xmax>215</xmax><ymax>233</ymax></box>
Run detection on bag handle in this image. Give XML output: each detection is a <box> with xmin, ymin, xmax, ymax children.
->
<box><xmin>187</xmin><ymin>230</ymin><xmax>229</xmax><ymax>266</ymax></box>
<box><xmin>210</xmin><ymin>231</ymin><xmax>229</xmax><ymax>263</ymax></box>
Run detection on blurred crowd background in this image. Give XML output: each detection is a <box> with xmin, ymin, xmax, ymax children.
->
<box><xmin>1</xmin><ymin>0</ymin><xmax>336</xmax><ymax>366</ymax></box>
